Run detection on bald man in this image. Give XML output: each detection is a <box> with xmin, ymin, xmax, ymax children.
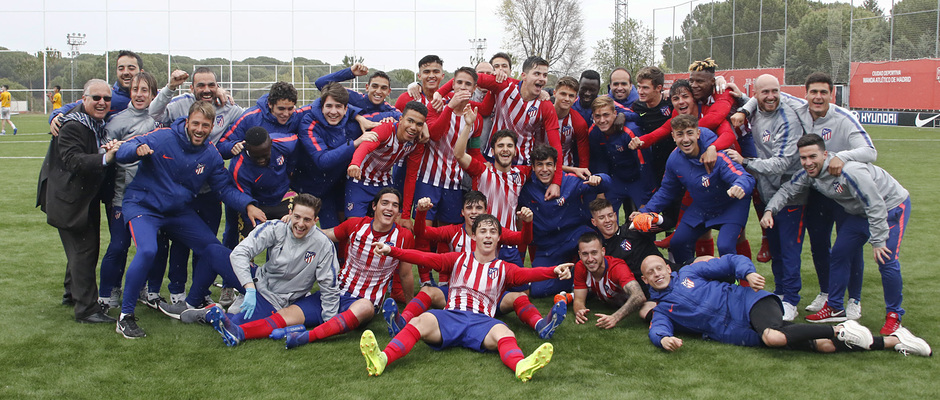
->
<box><xmin>725</xmin><ymin>74</ymin><xmax>805</xmax><ymax>321</ymax></box>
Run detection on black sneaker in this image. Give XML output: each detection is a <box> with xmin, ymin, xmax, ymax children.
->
<box><xmin>116</xmin><ymin>314</ymin><xmax>146</xmax><ymax>339</ymax></box>
<box><xmin>142</xmin><ymin>293</ymin><xmax>166</xmax><ymax>310</ymax></box>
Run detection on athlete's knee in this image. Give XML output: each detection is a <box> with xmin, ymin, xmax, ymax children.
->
<box><xmin>349</xmin><ymin>298</ymin><xmax>375</xmax><ymax>321</ymax></box>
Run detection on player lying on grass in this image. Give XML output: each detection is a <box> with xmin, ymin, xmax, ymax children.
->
<box><xmin>383</xmin><ymin>192</ymin><xmax>567</xmax><ymax>340</ymax></box>
<box><xmin>644</xmin><ymin>254</ymin><xmax>931</xmax><ymax>356</ymax></box>
<box><xmin>571</xmin><ymin>232</ymin><xmax>648</xmax><ymax>329</ymax></box>
<box><xmin>361</xmin><ymin>214</ymin><xmax>572</xmax><ymax>382</ymax></box>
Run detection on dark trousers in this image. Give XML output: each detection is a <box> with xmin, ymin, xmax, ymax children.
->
<box><xmin>57</xmin><ymin>203</ymin><xmax>101</xmax><ymax>319</ymax></box>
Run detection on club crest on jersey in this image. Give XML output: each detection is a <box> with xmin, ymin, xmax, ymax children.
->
<box><xmin>526</xmin><ymin>105</ymin><xmax>538</xmax><ymax>118</ymax></box>
<box><xmin>701</xmin><ymin>176</ymin><xmax>710</xmax><ymax>187</ymax></box>
<box><xmin>215</xmin><ymin>115</ymin><xmax>224</xmax><ymax>127</ymax></box>
<box><xmin>762</xmin><ymin>129</ymin><xmax>772</xmax><ymax>142</ymax></box>
<box><xmin>833</xmin><ymin>181</ymin><xmax>844</xmax><ymax>193</ymax></box>
<box><xmin>561</xmin><ymin>125</ymin><xmax>572</xmax><ymax>138</ymax></box>
<box><xmin>681</xmin><ymin>278</ymin><xmax>695</xmax><ymax>289</ymax></box>
<box><xmin>304</xmin><ymin>251</ymin><xmax>315</xmax><ymax>263</ymax></box>
<box><xmin>487</xmin><ymin>267</ymin><xmax>499</xmax><ymax>279</ymax></box>
<box><xmin>620</xmin><ymin>239</ymin><xmax>632</xmax><ymax>251</ymax></box>
<box><xmin>276</xmin><ymin>155</ymin><xmax>285</xmax><ymax>166</ymax></box>
<box><xmin>555</xmin><ymin>197</ymin><xmax>566</xmax><ymax>206</ymax></box>
<box><xmin>347</xmin><ymin>202</ymin><xmax>354</xmax><ymax>211</ymax></box>
<box><xmin>195</xmin><ymin>163</ymin><xmax>205</xmax><ymax>175</ymax></box>
<box><xmin>661</xmin><ymin>107</ymin><xmax>671</xmax><ymax>116</ymax></box>
<box><xmin>821</xmin><ymin>128</ymin><xmax>832</xmax><ymax>141</ymax></box>
<box><xmin>615</xmin><ymin>145</ymin><xmax>625</xmax><ymax>153</ymax></box>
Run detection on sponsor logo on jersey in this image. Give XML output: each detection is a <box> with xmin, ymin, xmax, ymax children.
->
<box><xmin>304</xmin><ymin>251</ymin><xmax>315</xmax><ymax>263</ymax></box>
<box><xmin>833</xmin><ymin>181</ymin><xmax>844</xmax><ymax>194</ymax></box>
<box><xmin>762</xmin><ymin>129</ymin><xmax>771</xmax><ymax>143</ymax></box>
<box><xmin>821</xmin><ymin>128</ymin><xmax>832</xmax><ymax>141</ymax></box>
<box><xmin>620</xmin><ymin>239</ymin><xmax>632</xmax><ymax>251</ymax></box>
<box><xmin>681</xmin><ymin>277</ymin><xmax>695</xmax><ymax>289</ymax></box>
<box><xmin>276</xmin><ymin>155</ymin><xmax>285</xmax><ymax>166</ymax></box>
<box><xmin>526</xmin><ymin>105</ymin><xmax>538</xmax><ymax>118</ymax></box>
<box><xmin>701</xmin><ymin>176</ymin><xmax>710</xmax><ymax>187</ymax></box>
<box><xmin>215</xmin><ymin>115</ymin><xmax>224</xmax><ymax>127</ymax></box>
<box><xmin>195</xmin><ymin>163</ymin><xmax>205</xmax><ymax>175</ymax></box>
<box><xmin>487</xmin><ymin>266</ymin><xmax>499</xmax><ymax>279</ymax></box>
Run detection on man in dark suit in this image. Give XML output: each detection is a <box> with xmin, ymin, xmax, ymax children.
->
<box><xmin>42</xmin><ymin>79</ymin><xmax>123</xmax><ymax>323</ymax></box>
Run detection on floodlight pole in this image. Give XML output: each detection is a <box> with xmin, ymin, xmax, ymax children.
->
<box><xmin>469</xmin><ymin>38</ymin><xmax>487</xmax><ymax>65</ymax></box>
<box><xmin>66</xmin><ymin>32</ymin><xmax>86</xmax><ymax>103</ymax></box>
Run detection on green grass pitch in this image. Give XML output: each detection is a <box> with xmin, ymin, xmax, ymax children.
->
<box><xmin>0</xmin><ymin>114</ymin><xmax>937</xmax><ymax>399</ymax></box>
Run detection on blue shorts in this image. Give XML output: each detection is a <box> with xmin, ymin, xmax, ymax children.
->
<box><xmin>413</xmin><ymin>181</ymin><xmax>464</xmax><ymax>224</ymax></box>
<box><xmin>427</xmin><ymin>309</ymin><xmax>504</xmax><ymax>352</ymax></box>
<box><xmin>294</xmin><ymin>292</ymin><xmax>360</xmax><ymax>327</ymax></box>
<box><xmin>345</xmin><ymin>181</ymin><xmax>384</xmax><ymax>218</ymax></box>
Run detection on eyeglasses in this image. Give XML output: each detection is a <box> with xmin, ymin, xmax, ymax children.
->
<box><xmin>85</xmin><ymin>95</ymin><xmax>112</xmax><ymax>102</ymax></box>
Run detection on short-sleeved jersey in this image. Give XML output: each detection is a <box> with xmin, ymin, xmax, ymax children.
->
<box><xmin>418</xmin><ymin>105</ymin><xmax>482</xmax><ymax>190</ymax></box>
<box><xmin>464</xmin><ymin>159</ymin><xmax>531</xmax><ymax>231</ymax></box>
<box><xmin>0</xmin><ymin>91</ymin><xmax>10</xmax><ymax>108</ymax></box>
<box><xmin>556</xmin><ymin>111</ymin><xmax>590</xmax><ymax>168</ymax></box>
<box><xmin>333</xmin><ymin>217</ymin><xmax>414</xmax><ymax>306</ymax></box>
<box><xmin>52</xmin><ymin>92</ymin><xmax>63</xmax><ymax>110</ymax></box>
<box><xmin>574</xmin><ymin>256</ymin><xmax>636</xmax><ymax>305</ymax></box>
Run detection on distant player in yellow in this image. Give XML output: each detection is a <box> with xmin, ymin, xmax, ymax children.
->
<box><xmin>1</xmin><ymin>85</ymin><xmax>16</xmax><ymax>135</ymax></box>
<box><xmin>48</xmin><ymin>85</ymin><xmax>63</xmax><ymax>110</ymax></box>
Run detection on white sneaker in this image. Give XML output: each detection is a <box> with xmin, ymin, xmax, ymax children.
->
<box><xmin>837</xmin><ymin>320</ymin><xmax>874</xmax><ymax>350</ymax></box>
<box><xmin>805</xmin><ymin>292</ymin><xmax>828</xmax><ymax>312</ymax></box>
<box><xmin>782</xmin><ymin>302</ymin><xmax>798</xmax><ymax>321</ymax></box>
<box><xmin>892</xmin><ymin>327</ymin><xmax>932</xmax><ymax>357</ymax></box>
<box><xmin>846</xmin><ymin>298</ymin><xmax>861</xmax><ymax>320</ymax></box>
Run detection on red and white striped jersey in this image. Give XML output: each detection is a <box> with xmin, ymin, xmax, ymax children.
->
<box><xmin>334</xmin><ymin>217</ymin><xmax>414</xmax><ymax>306</ymax></box>
<box><xmin>349</xmin><ymin>121</ymin><xmax>422</xmax><ymax>187</ymax></box>
<box><xmin>418</xmin><ymin>104</ymin><xmax>482</xmax><ymax>190</ymax></box>
<box><xmin>573</xmin><ymin>256</ymin><xmax>636</xmax><ymax>306</ymax></box>
<box><xmin>476</xmin><ymin>75</ymin><xmax>562</xmax><ymax>172</ymax></box>
<box><xmin>387</xmin><ymin>249</ymin><xmax>556</xmax><ymax>317</ymax></box>
<box><xmin>464</xmin><ymin>159</ymin><xmax>530</xmax><ymax>231</ymax></box>
<box><xmin>556</xmin><ymin>111</ymin><xmax>590</xmax><ymax>168</ymax></box>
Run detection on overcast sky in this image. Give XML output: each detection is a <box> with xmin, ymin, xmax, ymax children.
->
<box><xmin>1</xmin><ymin>0</ymin><xmax>896</xmax><ymax>73</ymax></box>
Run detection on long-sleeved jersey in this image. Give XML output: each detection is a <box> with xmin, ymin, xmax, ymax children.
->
<box><xmin>766</xmin><ymin>156</ymin><xmax>909</xmax><ymax>248</ymax></box>
<box><xmin>639</xmin><ymin>90</ymin><xmax>736</xmax><ymax>149</ymax></box>
<box><xmin>389</xmin><ymin>248</ymin><xmax>557</xmax><ymax>317</ymax></box>
<box><xmin>149</xmin><ymin>85</ymin><xmax>245</xmax><ymax>145</ymax></box>
<box><xmin>229</xmin><ymin>139</ymin><xmax>293</xmax><ymax>207</ymax></box>
<box><xmin>419</xmin><ymin>104</ymin><xmax>482</xmax><ymax>190</ymax></box>
<box><xmin>588</xmin><ymin>120</ymin><xmax>651</xmax><ymax>184</ymax></box>
<box><xmin>648</xmin><ymin>254</ymin><xmax>777</xmax><ymax>348</ymax></box>
<box><xmin>315</xmin><ymin>67</ymin><xmax>402</xmax><ymax>122</ymax></box>
<box><xmin>475</xmin><ymin>74</ymin><xmax>563</xmax><ymax>186</ymax></box>
<box><xmin>462</xmin><ymin>159</ymin><xmax>530</xmax><ymax>231</ymax></box>
<box><xmin>557</xmin><ymin>110</ymin><xmax>590</xmax><ymax>168</ymax></box>
<box><xmin>230</xmin><ymin>220</ymin><xmax>340</xmax><ymax>320</ymax></box>
<box><xmin>642</xmin><ymin>130</ymin><xmax>755</xmax><ymax>228</ymax></box>
<box><xmin>743</xmin><ymin>102</ymin><xmax>804</xmax><ymax>204</ymax></box>
<box><xmin>293</xmin><ymin>98</ymin><xmax>363</xmax><ymax>196</ymax></box>
<box><xmin>519</xmin><ymin>173</ymin><xmax>610</xmax><ymax>255</ymax></box>
<box><xmin>105</xmin><ymin>106</ymin><xmax>163</xmax><ymax>208</ymax></box>
<box><xmin>216</xmin><ymin>94</ymin><xmax>302</xmax><ymax>160</ymax></box>
<box><xmin>116</xmin><ymin>118</ymin><xmax>255</xmax><ymax>219</ymax></box>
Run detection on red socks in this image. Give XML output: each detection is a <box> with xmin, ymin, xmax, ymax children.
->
<box><xmin>695</xmin><ymin>237</ymin><xmax>715</xmax><ymax>257</ymax></box>
<box><xmin>384</xmin><ymin>323</ymin><xmax>422</xmax><ymax>365</ymax></box>
<box><xmin>402</xmin><ymin>291</ymin><xmax>433</xmax><ymax>322</ymax></box>
<box><xmin>736</xmin><ymin>239</ymin><xmax>752</xmax><ymax>259</ymax></box>
<box><xmin>498</xmin><ymin>336</ymin><xmax>525</xmax><ymax>371</ymax></box>
<box><xmin>241</xmin><ymin>313</ymin><xmax>286</xmax><ymax>340</ymax></box>
<box><xmin>309</xmin><ymin>309</ymin><xmax>360</xmax><ymax>342</ymax></box>
<box><xmin>513</xmin><ymin>295</ymin><xmax>543</xmax><ymax>330</ymax></box>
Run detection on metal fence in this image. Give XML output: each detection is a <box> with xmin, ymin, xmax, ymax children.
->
<box><xmin>652</xmin><ymin>0</ymin><xmax>940</xmax><ymax>85</ymax></box>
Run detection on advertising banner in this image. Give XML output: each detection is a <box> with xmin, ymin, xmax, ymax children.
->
<box><xmin>849</xmin><ymin>59</ymin><xmax>940</xmax><ymax>111</ymax></box>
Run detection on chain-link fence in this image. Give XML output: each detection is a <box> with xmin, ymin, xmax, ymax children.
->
<box><xmin>652</xmin><ymin>0</ymin><xmax>940</xmax><ymax>85</ymax></box>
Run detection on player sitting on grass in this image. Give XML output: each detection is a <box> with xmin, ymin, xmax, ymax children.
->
<box><xmin>361</xmin><ymin>214</ymin><xmax>572</xmax><ymax>382</ymax></box>
<box><xmin>383</xmin><ymin>192</ymin><xmax>567</xmax><ymax>340</ymax></box>
<box><xmin>190</xmin><ymin>194</ymin><xmax>341</xmax><ymax>346</ymax></box>
<box><xmin>571</xmin><ymin>232</ymin><xmax>648</xmax><ymax>329</ymax></box>
<box><xmin>644</xmin><ymin>254</ymin><xmax>931</xmax><ymax>356</ymax></box>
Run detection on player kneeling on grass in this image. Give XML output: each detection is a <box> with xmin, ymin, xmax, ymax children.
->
<box><xmin>191</xmin><ymin>194</ymin><xmax>342</xmax><ymax>346</ymax></box>
<box><xmin>571</xmin><ymin>232</ymin><xmax>648</xmax><ymax>329</ymax></box>
<box><xmin>644</xmin><ymin>254</ymin><xmax>931</xmax><ymax>356</ymax></box>
<box><xmin>362</xmin><ymin>214</ymin><xmax>572</xmax><ymax>382</ymax></box>
<box><xmin>384</xmin><ymin>193</ymin><xmax>567</xmax><ymax>340</ymax></box>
